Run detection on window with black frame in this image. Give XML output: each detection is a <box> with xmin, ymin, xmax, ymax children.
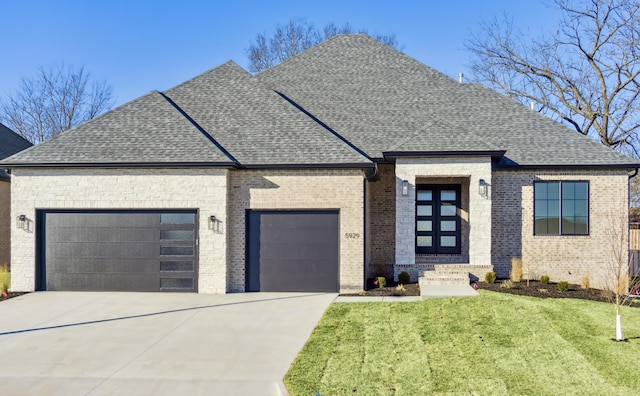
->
<box><xmin>534</xmin><ymin>181</ymin><xmax>589</xmax><ymax>235</ymax></box>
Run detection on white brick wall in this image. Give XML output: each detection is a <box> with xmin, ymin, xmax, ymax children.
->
<box><xmin>394</xmin><ymin>157</ymin><xmax>493</xmax><ymax>267</ymax></box>
<box><xmin>0</xmin><ymin>180</ymin><xmax>9</xmax><ymax>265</ymax></box>
<box><xmin>492</xmin><ymin>169</ymin><xmax>629</xmax><ymax>289</ymax></box>
<box><xmin>10</xmin><ymin>168</ymin><xmax>228</xmax><ymax>293</ymax></box>
<box><xmin>227</xmin><ymin>169</ymin><xmax>365</xmax><ymax>293</ymax></box>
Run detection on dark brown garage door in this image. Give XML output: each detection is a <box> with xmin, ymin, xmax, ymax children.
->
<box><xmin>246</xmin><ymin>210</ymin><xmax>339</xmax><ymax>292</ymax></box>
<box><xmin>37</xmin><ymin>210</ymin><xmax>198</xmax><ymax>292</ymax></box>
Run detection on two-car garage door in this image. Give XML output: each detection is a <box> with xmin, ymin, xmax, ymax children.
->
<box><xmin>38</xmin><ymin>210</ymin><xmax>198</xmax><ymax>292</ymax></box>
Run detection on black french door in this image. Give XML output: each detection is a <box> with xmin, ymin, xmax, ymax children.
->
<box><xmin>415</xmin><ymin>185</ymin><xmax>461</xmax><ymax>254</ymax></box>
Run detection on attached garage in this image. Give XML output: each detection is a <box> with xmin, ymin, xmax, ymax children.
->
<box><xmin>246</xmin><ymin>210</ymin><xmax>339</xmax><ymax>292</ymax></box>
<box><xmin>37</xmin><ymin>210</ymin><xmax>198</xmax><ymax>292</ymax></box>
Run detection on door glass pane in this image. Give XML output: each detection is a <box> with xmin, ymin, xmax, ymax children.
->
<box><xmin>441</xmin><ymin>236</ymin><xmax>456</xmax><ymax>247</ymax></box>
<box><xmin>417</xmin><ymin>205</ymin><xmax>432</xmax><ymax>216</ymax></box>
<box><xmin>441</xmin><ymin>220</ymin><xmax>456</xmax><ymax>232</ymax></box>
<box><xmin>440</xmin><ymin>204</ymin><xmax>456</xmax><ymax>216</ymax></box>
<box><xmin>441</xmin><ymin>190</ymin><xmax>456</xmax><ymax>200</ymax></box>
<box><xmin>160</xmin><ymin>246</ymin><xmax>194</xmax><ymax>256</ymax></box>
<box><xmin>417</xmin><ymin>236</ymin><xmax>432</xmax><ymax>247</ymax></box>
<box><xmin>160</xmin><ymin>278</ymin><xmax>194</xmax><ymax>289</ymax></box>
<box><xmin>160</xmin><ymin>261</ymin><xmax>194</xmax><ymax>272</ymax></box>
<box><xmin>160</xmin><ymin>213</ymin><xmax>195</xmax><ymax>224</ymax></box>
<box><xmin>417</xmin><ymin>191</ymin><xmax>432</xmax><ymax>201</ymax></box>
<box><xmin>417</xmin><ymin>220</ymin><xmax>432</xmax><ymax>231</ymax></box>
<box><xmin>160</xmin><ymin>229</ymin><xmax>194</xmax><ymax>240</ymax></box>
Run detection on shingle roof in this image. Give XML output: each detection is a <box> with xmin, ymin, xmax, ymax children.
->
<box><xmin>258</xmin><ymin>34</ymin><xmax>638</xmax><ymax>167</ymax></box>
<box><xmin>1</xmin><ymin>90</ymin><xmax>237</xmax><ymax>165</ymax></box>
<box><xmin>163</xmin><ymin>61</ymin><xmax>371</xmax><ymax>166</ymax></box>
<box><xmin>2</xmin><ymin>34</ymin><xmax>637</xmax><ymax>169</ymax></box>
<box><xmin>0</xmin><ymin>123</ymin><xmax>32</xmax><ymax>160</ymax></box>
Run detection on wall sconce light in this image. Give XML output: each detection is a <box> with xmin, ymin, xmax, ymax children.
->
<box><xmin>209</xmin><ymin>215</ymin><xmax>216</xmax><ymax>224</ymax></box>
<box><xmin>479</xmin><ymin>179</ymin><xmax>489</xmax><ymax>198</ymax></box>
<box><xmin>402</xmin><ymin>180</ymin><xmax>409</xmax><ymax>196</ymax></box>
<box><xmin>17</xmin><ymin>214</ymin><xmax>27</xmax><ymax>230</ymax></box>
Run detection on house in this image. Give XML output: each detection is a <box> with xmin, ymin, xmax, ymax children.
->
<box><xmin>0</xmin><ymin>122</ymin><xmax>33</xmax><ymax>266</ymax></box>
<box><xmin>2</xmin><ymin>34</ymin><xmax>637</xmax><ymax>293</ymax></box>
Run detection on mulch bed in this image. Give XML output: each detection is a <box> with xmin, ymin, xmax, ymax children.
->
<box><xmin>0</xmin><ymin>291</ymin><xmax>28</xmax><ymax>302</ymax></box>
<box><xmin>340</xmin><ymin>278</ymin><xmax>640</xmax><ymax>307</ymax></box>
<box><xmin>478</xmin><ymin>279</ymin><xmax>612</xmax><ymax>303</ymax></box>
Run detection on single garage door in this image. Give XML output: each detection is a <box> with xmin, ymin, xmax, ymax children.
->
<box><xmin>246</xmin><ymin>210</ymin><xmax>339</xmax><ymax>292</ymax></box>
<box><xmin>37</xmin><ymin>210</ymin><xmax>198</xmax><ymax>292</ymax></box>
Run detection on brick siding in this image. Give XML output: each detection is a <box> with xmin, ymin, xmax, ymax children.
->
<box><xmin>492</xmin><ymin>169</ymin><xmax>629</xmax><ymax>289</ymax></box>
<box><xmin>227</xmin><ymin>169</ymin><xmax>365</xmax><ymax>293</ymax></box>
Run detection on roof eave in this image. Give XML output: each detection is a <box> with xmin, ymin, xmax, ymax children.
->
<box><xmin>383</xmin><ymin>150</ymin><xmax>507</xmax><ymax>162</ymax></box>
<box><xmin>2</xmin><ymin>162</ymin><xmax>239</xmax><ymax>169</ymax></box>
<box><xmin>494</xmin><ymin>163</ymin><xmax>640</xmax><ymax>171</ymax></box>
<box><xmin>238</xmin><ymin>162</ymin><xmax>375</xmax><ymax>170</ymax></box>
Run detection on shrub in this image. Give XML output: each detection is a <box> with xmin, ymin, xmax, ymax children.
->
<box><xmin>500</xmin><ymin>280</ymin><xmax>514</xmax><ymax>289</ymax></box>
<box><xmin>0</xmin><ymin>263</ymin><xmax>9</xmax><ymax>294</ymax></box>
<box><xmin>580</xmin><ymin>274</ymin><xmax>590</xmax><ymax>289</ymax></box>
<box><xmin>357</xmin><ymin>290</ymin><xmax>366</xmax><ymax>296</ymax></box>
<box><xmin>540</xmin><ymin>275</ymin><xmax>550</xmax><ymax>284</ymax></box>
<box><xmin>374</xmin><ymin>276</ymin><xmax>386</xmax><ymax>288</ymax></box>
<box><xmin>395</xmin><ymin>284</ymin><xmax>406</xmax><ymax>292</ymax></box>
<box><xmin>398</xmin><ymin>271</ymin><xmax>410</xmax><ymax>284</ymax></box>
<box><xmin>485</xmin><ymin>271</ymin><xmax>496</xmax><ymax>284</ymax></box>
<box><xmin>557</xmin><ymin>281</ymin><xmax>569</xmax><ymax>291</ymax></box>
<box><xmin>510</xmin><ymin>257</ymin><xmax>523</xmax><ymax>282</ymax></box>
<box><xmin>538</xmin><ymin>289</ymin><xmax>549</xmax><ymax>294</ymax></box>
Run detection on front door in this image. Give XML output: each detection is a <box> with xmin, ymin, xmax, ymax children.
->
<box><xmin>415</xmin><ymin>185</ymin><xmax>461</xmax><ymax>254</ymax></box>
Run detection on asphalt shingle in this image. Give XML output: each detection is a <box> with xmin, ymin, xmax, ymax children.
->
<box><xmin>163</xmin><ymin>61</ymin><xmax>371</xmax><ymax>166</ymax></box>
<box><xmin>0</xmin><ymin>123</ymin><xmax>32</xmax><ymax>160</ymax></box>
<box><xmin>258</xmin><ymin>34</ymin><xmax>638</xmax><ymax>167</ymax></box>
<box><xmin>1</xmin><ymin>91</ymin><xmax>235</xmax><ymax>165</ymax></box>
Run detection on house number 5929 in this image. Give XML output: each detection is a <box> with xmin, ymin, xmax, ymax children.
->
<box><xmin>345</xmin><ymin>233</ymin><xmax>360</xmax><ymax>239</ymax></box>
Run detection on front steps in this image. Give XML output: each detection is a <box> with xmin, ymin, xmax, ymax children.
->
<box><xmin>418</xmin><ymin>264</ymin><xmax>493</xmax><ymax>298</ymax></box>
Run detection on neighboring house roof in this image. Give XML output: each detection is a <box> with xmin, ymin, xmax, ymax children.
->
<box><xmin>0</xmin><ymin>122</ymin><xmax>32</xmax><ymax>181</ymax></box>
<box><xmin>0</xmin><ymin>122</ymin><xmax>32</xmax><ymax>160</ymax></box>
<box><xmin>258</xmin><ymin>34</ymin><xmax>637</xmax><ymax>168</ymax></box>
<box><xmin>1</xmin><ymin>34</ymin><xmax>637</xmax><ymax>169</ymax></box>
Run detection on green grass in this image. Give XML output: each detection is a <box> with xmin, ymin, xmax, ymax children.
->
<box><xmin>285</xmin><ymin>291</ymin><xmax>640</xmax><ymax>396</ymax></box>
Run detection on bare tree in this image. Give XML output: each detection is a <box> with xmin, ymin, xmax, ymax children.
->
<box><xmin>466</xmin><ymin>0</ymin><xmax>640</xmax><ymax>155</ymax></box>
<box><xmin>1</xmin><ymin>65</ymin><xmax>114</xmax><ymax>144</ymax></box>
<box><xmin>605</xmin><ymin>212</ymin><xmax>640</xmax><ymax>341</ymax></box>
<box><xmin>246</xmin><ymin>18</ymin><xmax>400</xmax><ymax>73</ymax></box>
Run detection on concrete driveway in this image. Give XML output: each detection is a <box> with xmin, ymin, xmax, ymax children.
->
<box><xmin>0</xmin><ymin>292</ymin><xmax>336</xmax><ymax>395</ymax></box>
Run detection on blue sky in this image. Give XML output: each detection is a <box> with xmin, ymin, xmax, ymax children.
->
<box><xmin>2</xmin><ymin>1</ymin><xmax>561</xmax><ymax>108</ymax></box>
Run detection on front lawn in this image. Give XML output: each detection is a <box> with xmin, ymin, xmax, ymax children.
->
<box><xmin>285</xmin><ymin>290</ymin><xmax>640</xmax><ymax>395</ymax></box>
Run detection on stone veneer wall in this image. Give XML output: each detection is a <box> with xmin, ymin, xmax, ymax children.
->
<box><xmin>395</xmin><ymin>157</ymin><xmax>493</xmax><ymax>268</ymax></box>
<box><xmin>491</xmin><ymin>169</ymin><xmax>629</xmax><ymax>289</ymax></box>
<box><xmin>227</xmin><ymin>169</ymin><xmax>365</xmax><ymax>293</ymax></box>
<box><xmin>10</xmin><ymin>168</ymin><xmax>229</xmax><ymax>293</ymax></box>
<box><xmin>0</xmin><ymin>180</ymin><xmax>9</xmax><ymax>266</ymax></box>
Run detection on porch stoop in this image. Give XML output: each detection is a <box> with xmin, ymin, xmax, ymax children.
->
<box><xmin>417</xmin><ymin>264</ymin><xmax>493</xmax><ymax>298</ymax></box>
